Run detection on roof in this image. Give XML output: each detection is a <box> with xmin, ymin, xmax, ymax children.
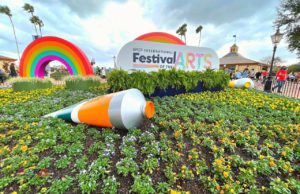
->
<box><xmin>0</xmin><ymin>55</ymin><xmax>17</xmax><ymax>62</ymax></box>
<box><xmin>220</xmin><ymin>52</ymin><xmax>261</xmax><ymax>65</ymax></box>
<box><xmin>220</xmin><ymin>44</ymin><xmax>268</xmax><ymax>66</ymax></box>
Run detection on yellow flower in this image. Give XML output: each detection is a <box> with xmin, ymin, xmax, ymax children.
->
<box><xmin>188</xmin><ymin>155</ymin><xmax>192</xmax><ymax>160</ymax></box>
<box><xmin>41</xmin><ymin>187</ymin><xmax>47</xmax><ymax>193</ymax></box>
<box><xmin>223</xmin><ymin>171</ymin><xmax>229</xmax><ymax>178</ymax></box>
<box><xmin>29</xmin><ymin>166</ymin><xmax>36</xmax><ymax>170</ymax></box>
<box><xmin>225</xmin><ymin>184</ymin><xmax>229</xmax><ymax>189</ymax></box>
<box><xmin>281</xmin><ymin>151</ymin><xmax>286</xmax><ymax>156</ymax></box>
<box><xmin>21</xmin><ymin>161</ymin><xmax>27</xmax><ymax>167</ymax></box>
<box><xmin>21</xmin><ymin>145</ymin><xmax>28</xmax><ymax>152</ymax></box>
<box><xmin>269</xmin><ymin>161</ymin><xmax>276</xmax><ymax>167</ymax></box>
<box><xmin>11</xmin><ymin>191</ymin><xmax>17</xmax><ymax>194</ymax></box>
<box><xmin>288</xmin><ymin>168</ymin><xmax>294</xmax><ymax>173</ymax></box>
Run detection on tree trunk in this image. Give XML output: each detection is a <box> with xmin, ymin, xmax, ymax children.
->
<box><xmin>198</xmin><ymin>31</ymin><xmax>202</xmax><ymax>47</ymax></box>
<box><xmin>31</xmin><ymin>13</ymin><xmax>38</xmax><ymax>36</ymax></box>
<box><xmin>184</xmin><ymin>34</ymin><xmax>186</xmax><ymax>44</ymax></box>
<box><xmin>9</xmin><ymin>16</ymin><xmax>20</xmax><ymax>61</ymax></box>
<box><xmin>39</xmin><ymin>26</ymin><xmax>42</xmax><ymax>37</ymax></box>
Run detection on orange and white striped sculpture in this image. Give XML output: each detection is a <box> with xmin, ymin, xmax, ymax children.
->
<box><xmin>229</xmin><ymin>78</ymin><xmax>254</xmax><ymax>89</ymax></box>
<box><xmin>43</xmin><ymin>89</ymin><xmax>155</xmax><ymax>130</ymax></box>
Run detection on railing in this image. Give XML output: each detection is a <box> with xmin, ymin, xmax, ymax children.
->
<box><xmin>271</xmin><ymin>80</ymin><xmax>300</xmax><ymax>98</ymax></box>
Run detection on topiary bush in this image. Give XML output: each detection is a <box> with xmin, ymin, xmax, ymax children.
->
<box><xmin>107</xmin><ymin>69</ymin><xmax>230</xmax><ymax>95</ymax></box>
<box><xmin>9</xmin><ymin>77</ymin><xmax>53</xmax><ymax>92</ymax></box>
<box><xmin>64</xmin><ymin>75</ymin><xmax>102</xmax><ymax>90</ymax></box>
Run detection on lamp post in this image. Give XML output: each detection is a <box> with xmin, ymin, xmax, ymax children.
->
<box><xmin>264</xmin><ymin>28</ymin><xmax>283</xmax><ymax>92</ymax></box>
<box><xmin>113</xmin><ymin>56</ymin><xmax>116</xmax><ymax>68</ymax></box>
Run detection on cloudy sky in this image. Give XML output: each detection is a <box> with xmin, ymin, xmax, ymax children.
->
<box><xmin>0</xmin><ymin>0</ymin><xmax>299</xmax><ymax>67</ymax></box>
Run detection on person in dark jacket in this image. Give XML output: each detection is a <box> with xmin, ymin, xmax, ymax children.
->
<box><xmin>9</xmin><ymin>63</ymin><xmax>18</xmax><ymax>77</ymax></box>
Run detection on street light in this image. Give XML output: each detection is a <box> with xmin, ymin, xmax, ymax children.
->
<box><xmin>264</xmin><ymin>28</ymin><xmax>284</xmax><ymax>92</ymax></box>
<box><xmin>113</xmin><ymin>56</ymin><xmax>116</xmax><ymax>68</ymax></box>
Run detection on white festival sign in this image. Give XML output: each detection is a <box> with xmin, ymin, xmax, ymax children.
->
<box><xmin>117</xmin><ymin>41</ymin><xmax>219</xmax><ymax>72</ymax></box>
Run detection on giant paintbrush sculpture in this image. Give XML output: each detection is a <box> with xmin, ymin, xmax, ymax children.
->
<box><xmin>43</xmin><ymin>89</ymin><xmax>155</xmax><ymax>130</ymax></box>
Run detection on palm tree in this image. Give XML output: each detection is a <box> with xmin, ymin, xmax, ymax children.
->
<box><xmin>30</xmin><ymin>15</ymin><xmax>43</xmax><ymax>37</ymax></box>
<box><xmin>0</xmin><ymin>5</ymin><xmax>20</xmax><ymax>60</ymax></box>
<box><xmin>196</xmin><ymin>25</ymin><xmax>203</xmax><ymax>47</ymax></box>
<box><xmin>176</xmin><ymin>24</ymin><xmax>187</xmax><ymax>44</ymax></box>
<box><xmin>23</xmin><ymin>3</ymin><xmax>38</xmax><ymax>36</ymax></box>
<box><xmin>176</xmin><ymin>26</ymin><xmax>183</xmax><ymax>40</ymax></box>
<box><xmin>181</xmin><ymin>24</ymin><xmax>187</xmax><ymax>44</ymax></box>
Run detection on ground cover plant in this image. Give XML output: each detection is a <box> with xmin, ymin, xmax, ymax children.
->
<box><xmin>0</xmin><ymin>85</ymin><xmax>299</xmax><ymax>193</ymax></box>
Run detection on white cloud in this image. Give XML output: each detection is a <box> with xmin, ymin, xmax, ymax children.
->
<box><xmin>79</xmin><ymin>0</ymin><xmax>156</xmax><ymax>52</ymax></box>
<box><xmin>0</xmin><ymin>0</ymin><xmax>298</xmax><ymax>68</ymax></box>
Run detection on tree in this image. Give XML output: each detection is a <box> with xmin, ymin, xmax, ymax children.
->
<box><xmin>276</xmin><ymin>0</ymin><xmax>300</xmax><ymax>57</ymax></box>
<box><xmin>261</xmin><ymin>56</ymin><xmax>285</xmax><ymax>67</ymax></box>
<box><xmin>23</xmin><ymin>3</ymin><xmax>38</xmax><ymax>36</ymax></box>
<box><xmin>287</xmin><ymin>63</ymin><xmax>300</xmax><ymax>73</ymax></box>
<box><xmin>0</xmin><ymin>5</ymin><xmax>20</xmax><ymax>60</ymax></box>
<box><xmin>196</xmin><ymin>25</ymin><xmax>203</xmax><ymax>46</ymax></box>
<box><xmin>176</xmin><ymin>23</ymin><xmax>187</xmax><ymax>44</ymax></box>
<box><xmin>30</xmin><ymin>15</ymin><xmax>43</xmax><ymax>36</ymax></box>
<box><xmin>176</xmin><ymin>26</ymin><xmax>184</xmax><ymax>40</ymax></box>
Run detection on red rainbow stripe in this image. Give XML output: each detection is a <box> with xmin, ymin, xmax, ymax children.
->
<box><xmin>135</xmin><ymin>32</ymin><xmax>185</xmax><ymax>45</ymax></box>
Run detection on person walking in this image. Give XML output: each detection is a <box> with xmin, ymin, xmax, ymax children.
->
<box><xmin>272</xmin><ymin>66</ymin><xmax>288</xmax><ymax>93</ymax></box>
<box><xmin>235</xmin><ymin>70</ymin><xmax>242</xmax><ymax>79</ymax></box>
<box><xmin>9</xmin><ymin>63</ymin><xmax>17</xmax><ymax>77</ymax></box>
<box><xmin>0</xmin><ymin>68</ymin><xmax>5</xmax><ymax>85</ymax></box>
<box><xmin>241</xmin><ymin>68</ymin><xmax>249</xmax><ymax>78</ymax></box>
<box><xmin>261</xmin><ymin>69</ymin><xmax>268</xmax><ymax>84</ymax></box>
<box><xmin>249</xmin><ymin>69</ymin><xmax>256</xmax><ymax>79</ymax></box>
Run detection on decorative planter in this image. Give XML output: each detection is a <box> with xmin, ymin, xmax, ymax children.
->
<box><xmin>148</xmin><ymin>81</ymin><xmax>221</xmax><ymax>97</ymax></box>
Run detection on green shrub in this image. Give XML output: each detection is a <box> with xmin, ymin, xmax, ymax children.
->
<box><xmin>8</xmin><ymin>77</ymin><xmax>53</xmax><ymax>92</ymax></box>
<box><xmin>64</xmin><ymin>76</ymin><xmax>102</xmax><ymax>90</ymax></box>
<box><xmin>107</xmin><ymin>69</ymin><xmax>230</xmax><ymax>95</ymax></box>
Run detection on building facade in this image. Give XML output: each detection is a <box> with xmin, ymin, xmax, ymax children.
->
<box><xmin>220</xmin><ymin>44</ymin><xmax>268</xmax><ymax>72</ymax></box>
<box><xmin>0</xmin><ymin>55</ymin><xmax>17</xmax><ymax>73</ymax></box>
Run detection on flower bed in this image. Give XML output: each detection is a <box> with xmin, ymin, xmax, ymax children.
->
<box><xmin>0</xmin><ymin>87</ymin><xmax>299</xmax><ymax>193</ymax></box>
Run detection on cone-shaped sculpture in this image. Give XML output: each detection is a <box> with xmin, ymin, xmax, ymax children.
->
<box><xmin>43</xmin><ymin>89</ymin><xmax>155</xmax><ymax>130</ymax></box>
<box><xmin>229</xmin><ymin>78</ymin><xmax>254</xmax><ymax>89</ymax></box>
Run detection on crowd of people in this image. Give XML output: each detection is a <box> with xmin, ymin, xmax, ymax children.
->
<box><xmin>93</xmin><ymin>66</ymin><xmax>114</xmax><ymax>79</ymax></box>
<box><xmin>229</xmin><ymin>67</ymin><xmax>299</xmax><ymax>93</ymax></box>
<box><xmin>0</xmin><ymin>63</ymin><xmax>18</xmax><ymax>86</ymax></box>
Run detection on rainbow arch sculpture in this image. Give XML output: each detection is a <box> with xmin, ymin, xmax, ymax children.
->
<box><xmin>19</xmin><ymin>36</ymin><xmax>94</xmax><ymax>78</ymax></box>
<box><xmin>135</xmin><ymin>32</ymin><xmax>185</xmax><ymax>45</ymax></box>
